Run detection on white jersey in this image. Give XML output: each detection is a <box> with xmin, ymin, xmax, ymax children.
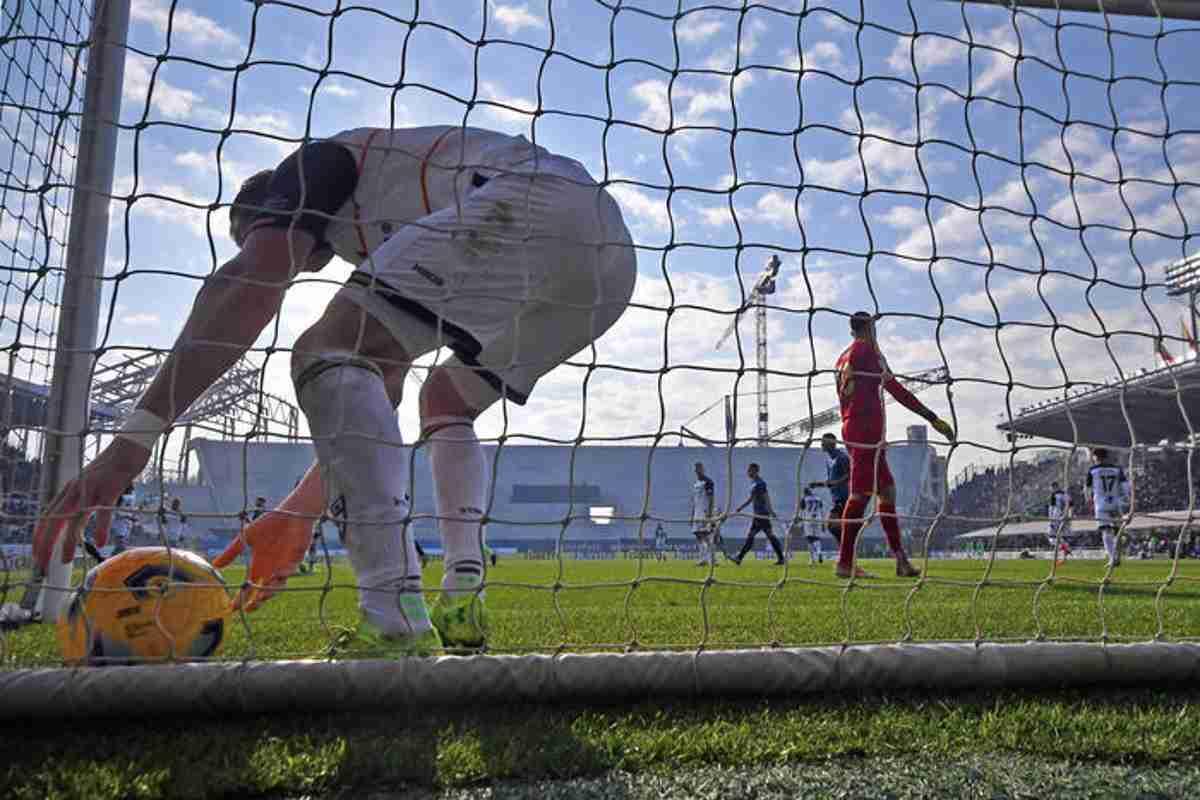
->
<box><xmin>325</xmin><ymin>125</ymin><xmax>635</xmax><ymax>406</ymax></box>
<box><xmin>1048</xmin><ymin>490</ymin><xmax>1070</xmax><ymax>521</ymax></box>
<box><xmin>691</xmin><ymin>475</ymin><xmax>716</xmax><ymax>530</ymax></box>
<box><xmin>1086</xmin><ymin>464</ymin><xmax>1129</xmax><ymax>525</ymax></box>
<box><xmin>158</xmin><ymin>509</ymin><xmax>189</xmax><ymax>544</ymax></box>
<box><xmin>801</xmin><ymin>495</ymin><xmax>824</xmax><ymax>523</ymax></box>
<box><xmin>326</xmin><ymin>126</ymin><xmax>563</xmax><ymax>267</ymax></box>
<box><xmin>112</xmin><ymin>492</ymin><xmax>136</xmax><ymax>540</ymax></box>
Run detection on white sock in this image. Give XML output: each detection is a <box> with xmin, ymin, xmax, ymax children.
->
<box><xmin>425</xmin><ymin>416</ymin><xmax>488</xmax><ymax>599</ymax></box>
<box><xmin>299</xmin><ymin>364</ymin><xmax>427</xmax><ymax>636</ymax></box>
<box><xmin>1103</xmin><ymin>531</ymin><xmax>1117</xmax><ymax>561</ymax></box>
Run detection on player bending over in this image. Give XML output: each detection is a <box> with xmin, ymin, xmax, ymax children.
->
<box><xmin>1086</xmin><ymin>448</ymin><xmax>1130</xmax><ymax>568</ymax></box>
<box><xmin>833</xmin><ymin>312</ymin><xmax>954</xmax><ymax>580</ymax></box>
<box><xmin>34</xmin><ymin>124</ymin><xmax>636</xmax><ymax>654</ymax></box>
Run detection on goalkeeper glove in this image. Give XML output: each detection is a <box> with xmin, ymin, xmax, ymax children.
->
<box><xmin>212</xmin><ymin>508</ymin><xmax>316</xmax><ymax>612</ymax></box>
<box><xmin>931</xmin><ymin>417</ymin><xmax>956</xmax><ymax>442</ymax></box>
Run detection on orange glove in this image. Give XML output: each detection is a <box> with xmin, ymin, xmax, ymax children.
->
<box><xmin>212</xmin><ymin>510</ymin><xmax>316</xmax><ymax>612</ymax></box>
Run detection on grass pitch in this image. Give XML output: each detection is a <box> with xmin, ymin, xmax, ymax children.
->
<box><xmin>5</xmin><ymin>553</ymin><xmax>1200</xmax><ymax>663</ymax></box>
<box><xmin>4</xmin><ymin>555</ymin><xmax>1200</xmax><ymax>798</ymax></box>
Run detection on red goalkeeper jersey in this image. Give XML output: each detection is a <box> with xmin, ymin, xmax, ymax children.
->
<box><xmin>835</xmin><ymin>338</ymin><xmax>933</xmax><ymax>445</ymax></box>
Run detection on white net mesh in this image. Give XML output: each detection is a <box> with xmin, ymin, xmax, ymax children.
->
<box><xmin>2</xmin><ymin>0</ymin><xmax>1200</xmax><ymax>695</ymax></box>
<box><xmin>0</xmin><ymin>0</ymin><xmax>90</xmax><ymax>575</ymax></box>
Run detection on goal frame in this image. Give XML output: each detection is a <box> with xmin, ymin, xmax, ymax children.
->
<box><xmin>6</xmin><ymin>0</ymin><xmax>1200</xmax><ymax>711</ymax></box>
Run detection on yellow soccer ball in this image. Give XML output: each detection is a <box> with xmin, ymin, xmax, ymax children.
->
<box><xmin>58</xmin><ymin>547</ymin><xmax>230</xmax><ymax>665</ymax></box>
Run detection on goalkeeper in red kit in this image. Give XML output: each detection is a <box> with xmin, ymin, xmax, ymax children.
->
<box><xmin>834</xmin><ymin>312</ymin><xmax>954</xmax><ymax>579</ymax></box>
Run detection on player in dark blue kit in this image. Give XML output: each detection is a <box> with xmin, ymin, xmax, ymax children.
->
<box><xmin>731</xmin><ymin>463</ymin><xmax>787</xmax><ymax>566</ymax></box>
<box><xmin>810</xmin><ymin>432</ymin><xmax>850</xmax><ymax>544</ymax></box>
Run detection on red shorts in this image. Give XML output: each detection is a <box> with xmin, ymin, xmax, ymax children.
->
<box><xmin>847</xmin><ymin>443</ymin><xmax>894</xmax><ymax>496</ymax></box>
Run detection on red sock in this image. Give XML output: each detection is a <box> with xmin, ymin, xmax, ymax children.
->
<box><xmin>878</xmin><ymin>500</ymin><xmax>906</xmax><ymax>560</ymax></box>
<box><xmin>838</xmin><ymin>496</ymin><xmax>869</xmax><ymax>570</ymax></box>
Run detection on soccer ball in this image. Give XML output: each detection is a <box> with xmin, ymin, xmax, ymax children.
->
<box><xmin>58</xmin><ymin>547</ymin><xmax>230</xmax><ymax>665</ymax></box>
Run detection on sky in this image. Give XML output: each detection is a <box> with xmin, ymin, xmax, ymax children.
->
<box><xmin>4</xmin><ymin>0</ymin><xmax>1199</xmax><ymax>479</ymax></box>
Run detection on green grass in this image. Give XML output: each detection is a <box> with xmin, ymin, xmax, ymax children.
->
<box><xmin>4</xmin><ymin>556</ymin><xmax>1200</xmax><ymax>798</ymax></box>
<box><xmin>5</xmin><ymin>555</ymin><xmax>1200</xmax><ymax>664</ymax></box>
<box><xmin>5</xmin><ymin>688</ymin><xmax>1200</xmax><ymax>798</ymax></box>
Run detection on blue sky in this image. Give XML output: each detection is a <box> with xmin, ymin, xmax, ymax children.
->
<box><xmin>5</xmin><ymin>0</ymin><xmax>1199</xmax><ymax>473</ymax></box>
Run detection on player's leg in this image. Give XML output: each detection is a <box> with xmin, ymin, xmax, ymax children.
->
<box><xmin>826</xmin><ymin>500</ymin><xmax>844</xmax><ymax>545</ymax></box>
<box><xmin>398</xmin><ymin>167</ymin><xmax>635</xmax><ymax>644</ymax></box>
<box><xmin>733</xmin><ymin>522</ymin><xmax>758</xmax><ymax>565</ymax></box>
<box><xmin>876</xmin><ymin>478</ymin><xmax>920</xmax><ymax>578</ymax></box>
<box><xmin>693</xmin><ymin>529</ymin><xmax>708</xmax><ymax>565</ymax></box>
<box><xmin>707</xmin><ymin>528</ymin><xmax>722</xmax><ymax>564</ymax></box>
<box><xmin>291</xmin><ymin>298</ymin><xmax>432</xmax><ymax>647</ymax></box>
<box><xmin>1101</xmin><ymin>525</ymin><xmax>1118</xmax><ymax>566</ymax></box>
<box><xmin>836</xmin><ymin>444</ymin><xmax>878</xmax><ymax>577</ymax></box>
<box><xmin>762</xmin><ymin>521</ymin><xmax>786</xmax><ymax>564</ymax></box>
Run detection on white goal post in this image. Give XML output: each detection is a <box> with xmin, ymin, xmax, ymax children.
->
<box><xmin>2</xmin><ymin>0</ymin><xmax>1199</xmax><ymax>716</ymax></box>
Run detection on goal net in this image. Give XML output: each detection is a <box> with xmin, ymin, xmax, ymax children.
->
<box><xmin>2</xmin><ymin>0</ymin><xmax>1199</xmax><ymax>717</ymax></box>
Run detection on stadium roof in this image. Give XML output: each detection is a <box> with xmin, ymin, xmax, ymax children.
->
<box><xmin>996</xmin><ymin>360</ymin><xmax>1200</xmax><ymax>448</ymax></box>
<box><xmin>955</xmin><ymin>510</ymin><xmax>1200</xmax><ymax>540</ymax></box>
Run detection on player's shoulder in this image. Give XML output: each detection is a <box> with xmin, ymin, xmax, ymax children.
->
<box><xmin>703</xmin><ymin>476</ymin><xmax>714</xmax><ymax>490</ymax></box>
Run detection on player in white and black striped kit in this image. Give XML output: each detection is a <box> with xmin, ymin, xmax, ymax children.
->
<box><xmin>110</xmin><ymin>486</ymin><xmax>137</xmax><ymax>555</ymax></box>
<box><xmin>1047</xmin><ymin>481</ymin><xmax>1072</xmax><ymax>551</ymax></box>
<box><xmin>691</xmin><ymin>462</ymin><xmax>720</xmax><ymax>566</ymax></box>
<box><xmin>1086</xmin><ymin>448</ymin><xmax>1130</xmax><ymax>568</ymax></box>
<box><xmin>157</xmin><ymin>497</ymin><xmax>189</xmax><ymax>548</ymax></box>
<box><xmin>800</xmin><ymin>487</ymin><xmax>824</xmax><ymax>566</ymax></box>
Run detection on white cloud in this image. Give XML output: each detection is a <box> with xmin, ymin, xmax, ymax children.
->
<box><xmin>887</xmin><ymin>32</ymin><xmax>963</xmax><ymax>74</ymax></box>
<box><xmin>478</xmin><ymin>81</ymin><xmax>537</xmax><ymax>125</ymax></box>
<box><xmin>299</xmin><ymin>82</ymin><xmax>359</xmax><ymax>99</ymax></box>
<box><xmin>120</xmin><ymin>311</ymin><xmax>162</xmax><ymax>327</ymax></box>
<box><xmin>123</xmin><ymin>58</ymin><xmax>202</xmax><ymax>120</ymax></box>
<box><xmin>696</xmin><ymin>191</ymin><xmax>801</xmax><ymax>230</ymax></box>
<box><xmin>173</xmin><ymin>150</ymin><xmax>210</xmax><ymax>172</ymax></box>
<box><xmin>492</xmin><ymin>3</ymin><xmax>546</xmax><ymax>34</ymax></box>
<box><xmin>703</xmin><ymin>18</ymin><xmax>768</xmax><ymax>72</ymax></box>
<box><xmin>676</xmin><ymin>13</ymin><xmax>724</xmax><ymax>44</ymax></box>
<box><xmin>802</xmin><ymin>109</ymin><xmax>923</xmax><ymax>193</ymax></box>
<box><xmin>776</xmin><ymin>41</ymin><xmax>844</xmax><ymax>74</ymax></box>
<box><xmin>131</xmin><ymin>0</ymin><xmax>240</xmax><ymax>50</ymax></box>
<box><xmin>607</xmin><ymin>182</ymin><xmax>672</xmax><ymax>231</ymax></box>
<box><xmin>629</xmin><ymin>72</ymin><xmax>755</xmax><ymax>131</ymax></box>
<box><xmin>957</xmin><ymin>277</ymin><xmax>1033</xmax><ymax>315</ymax></box>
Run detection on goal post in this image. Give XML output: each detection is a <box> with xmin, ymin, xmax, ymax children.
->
<box><xmin>29</xmin><ymin>0</ymin><xmax>129</xmax><ymax>623</ymax></box>
<box><xmin>2</xmin><ymin>0</ymin><xmax>1199</xmax><ymax>713</ymax></box>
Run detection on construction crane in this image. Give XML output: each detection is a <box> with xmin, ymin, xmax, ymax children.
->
<box><xmin>714</xmin><ymin>254</ymin><xmax>782</xmax><ymax>446</ymax></box>
<box><xmin>767</xmin><ymin>365</ymin><xmax>950</xmax><ymax>443</ymax></box>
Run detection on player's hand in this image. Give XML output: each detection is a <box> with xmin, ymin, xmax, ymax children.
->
<box><xmin>931</xmin><ymin>417</ymin><xmax>956</xmax><ymax>442</ymax></box>
<box><xmin>32</xmin><ymin>438</ymin><xmax>149</xmax><ymax>572</ymax></box>
<box><xmin>212</xmin><ymin>509</ymin><xmax>316</xmax><ymax>612</ymax></box>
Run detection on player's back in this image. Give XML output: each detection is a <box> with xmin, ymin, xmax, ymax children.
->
<box><xmin>836</xmin><ymin>339</ymin><xmax>888</xmax><ymax>438</ymax></box>
<box><xmin>1087</xmin><ymin>464</ymin><xmax>1127</xmax><ymax>520</ymax></box>
<box><xmin>326</xmin><ymin>125</ymin><xmax>587</xmax><ymax>266</ymax></box>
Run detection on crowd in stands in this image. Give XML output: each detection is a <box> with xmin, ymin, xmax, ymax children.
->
<box><xmin>945</xmin><ymin>447</ymin><xmax>1200</xmax><ymax>553</ymax></box>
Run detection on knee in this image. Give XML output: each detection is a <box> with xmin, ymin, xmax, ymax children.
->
<box><xmin>419</xmin><ymin>368</ymin><xmax>480</xmax><ymax>428</ymax></box>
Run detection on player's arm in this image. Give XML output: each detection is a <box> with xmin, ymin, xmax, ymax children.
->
<box><xmin>704</xmin><ymin>480</ymin><xmax>715</xmax><ymax>523</ymax></box>
<box><xmin>877</xmin><ymin>355</ymin><xmax>955</xmax><ymax>442</ymax></box>
<box><xmin>33</xmin><ymin>231</ymin><xmax>313</xmax><ymax>570</ymax></box>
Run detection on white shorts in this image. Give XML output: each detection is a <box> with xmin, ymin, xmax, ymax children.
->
<box><xmin>337</xmin><ymin>157</ymin><xmax>636</xmax><ymax>405</ymax></box>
